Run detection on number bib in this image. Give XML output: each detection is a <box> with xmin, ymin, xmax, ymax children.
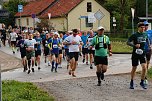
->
<box><xmin>53</xmin><ymin>44</ymin><xmax>58</xmax><ymax>48</ymax></box>
<box><xmin>135</xmin><ymin>49</ymin><xmax>143</xmax><ymax>55</ymax></box>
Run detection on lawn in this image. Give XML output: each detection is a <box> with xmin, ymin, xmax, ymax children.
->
<box><xmin>2</xmin><ymin>80</ymin><xmax>54</xmax><ymax>101</ymax></box>
<box><xmin>147</xmin><ymin>67</ymin><xmax>152</xmax><ymax>79</ymax></box>
<box><xmin>111</xmin><ymin>41</ymin><xmax>132</xmax><ymax>53</ymax></box>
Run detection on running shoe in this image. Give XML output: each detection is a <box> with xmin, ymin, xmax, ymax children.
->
<box><xmin>69</xmin><ymin>70</ymin><xmax>72</xmax><ymax>75</ymax></box>
<box><xmin>140</xmin><ymin>82</ymin><xmax>147</xmax><ymax>89</ymax></box>
<box><xmin>13</xmin><ymin>51</ymin><xmax>15</xmax><ymax>54</ymax></box>
<box><xmin>82</xmin><ymin>59</ymin><xmax>85</xmax><ymax>63</ymax></box>
<box><xmin>97</xmin><ymin>81</ymin><xmax>101</xmax><ymax>86</ymax></box>
<box><xmin>86</xmin><ymin>62</ymin><xmax>89</xmax><ymax>65</ymax></box>
<box><xmin>35</xmin><ymin>62</ymin><xmax>37</xmax><ymax>66</ymax></box>
<box><xmin>31</xmin><ymin>68</ymin><xmax>35</xmax><ymax>72</ymax></box>
<box><xmin>51</xmin><ymin>66</ymin><xmax>54</xmax><ymax>72</ymax></box>
<box><xmin>100</xmin><ymin>73</ymin><xmax>104</xmax><ymax>80</ymax></box>
<box><xmin>48</xmin><ymin>63</ymin><xmax>51</xmax><ymax>66</ymax></box>
<box><xmin>90</xmin><ymin>65</ymin><xmax>93</xmax><ymax>69</ymax></box>
<box><xmin>27</xmin><ymin>70</ymin><xmax>31</xmax><ymax>74</ymax></box>
<box><xmin>38</xmin><ymin>67</ymin><xmax>41</xmax><ymax>70</ymax></box>
<box><xmin>129</xmin><ymin>80</ymin><xmax>134</xmax><ymax>89</ymax></box>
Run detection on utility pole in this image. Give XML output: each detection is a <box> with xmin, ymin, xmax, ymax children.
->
<box><xmin>146</xmin><ymin>0</ymin><xmax>148</xmax><ymax>21</ymax></box>
<box><xmin>0</xmin><ymin>0</ymin><xmax>3</xmax><ymax>100</ymax></box>
<box><xmin>0</xmin><ymin>1</ymin><xmax>2</xmax><ymax>101</ymax></box>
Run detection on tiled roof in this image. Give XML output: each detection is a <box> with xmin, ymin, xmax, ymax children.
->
<box><xmin>15</xmin><ymin>0</ymin><xmax>55</xmax><ymax>17</ymax></box>
<box><xmin>15</xmin><ymin>0</ymin><xmax>83</xmax><ymax>18</ymax></box>
<box><xmin>40</xmin><ymin>0</ymin><xmax>82</xmax><ymax>18</ymax></box>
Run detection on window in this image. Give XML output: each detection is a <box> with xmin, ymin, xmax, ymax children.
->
<box><xmin>85</xmin><ymin>17</ymin><xmax>93</xmax><ymax>27</ymax></box>
<box><xmin>18</xmin><ymin>19</ymin><xmax>21</xmax><ymax>26</ymax></box>
<box><xmin>87</xmin><ymin>2</ymin><xmax>92</xmax><ymax>12</ymax></box>
<box><xmin>26</xmin><ymin>18</ymin><xmax>29</xmax><ymax>26</ymax></box>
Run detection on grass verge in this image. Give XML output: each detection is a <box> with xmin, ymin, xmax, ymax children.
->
<box><xmin>2</xmin><ymin>80</ymin><xmax>54</xmax><ymax>101</ymax></box>
<box><xmin>147</xmin><ymin>67</ymin><xmax>152</xmax><ymax>79</ymax></box>
<box><xmin>111</xmin><ymin>41</ymin><xmax>132</xmax><ymax>53</ymax></box>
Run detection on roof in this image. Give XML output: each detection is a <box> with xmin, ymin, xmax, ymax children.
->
<box><xmin>40</xmin><ymin>0</ymin><xmax>82</xmax><ymax>18</ymax></box>
<box><xmin>15</xmin><ymin>0</ymin><xmax>55</xmax><ymax>17</ymax></box>
<box><xmin>15</xmin><ymin>0</ymin><xmax>83</xmax><ymax>18</ymax></box>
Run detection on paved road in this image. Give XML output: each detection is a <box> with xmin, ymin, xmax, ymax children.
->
<box><xmin>1</xmin><ymin>44</ymin><xmax>143</xmax><ymax>82</ymax></box>
<box><xmin>1</xmin><ymin>45</ymin><xmax>152</xmax><ymax>101</ymax></box>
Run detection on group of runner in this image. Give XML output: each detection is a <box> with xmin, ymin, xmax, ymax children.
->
<box><xmin>0</xmin><ymin>22</ymin><xmax>152</xmax><ymax>88</ymax></box>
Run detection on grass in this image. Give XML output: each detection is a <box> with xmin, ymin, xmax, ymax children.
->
<box><xmin>111</xmin><ymin>41</ymin><xmax>132</xmax><ymax>53</ymax></box>
<box><xmin>147</xmin><ymin>67</ymin><xmax>152</xmax><ymax>79</ymax></box>
<box><xmin>2</xmin><ymin>80</ymin><xmax>54</xmax><ymax>101</ymax></box>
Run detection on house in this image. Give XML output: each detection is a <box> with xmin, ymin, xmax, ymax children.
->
<box><xmin>15</xmin><ymin>0</ymin><xmax>110</xmax><ymax>32</ymax></box>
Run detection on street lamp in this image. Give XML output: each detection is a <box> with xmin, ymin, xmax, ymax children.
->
<box><xmin>131</xmin><ymin>8</ymin><xmax>135</xmax><ymax>34</ymax></box>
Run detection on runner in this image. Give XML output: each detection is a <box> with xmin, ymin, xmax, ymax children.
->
<box><xmin>64</xmin><ymin>29</ymin><xmax>83</xmax><ymax>77</ymax></box>
<box><xmin>42</xmin><ymin>33</ymin><xmax>50</xmax><ymax>64</ymax></box>
<box><xmin>16</xmin><ymin>34</ymin><xmax>27</xmax><ymax>72</ymax></box>
<box><xmin>143</xmin><ymin>21</ymin><xmax>152</xmax><ymax>70</ymax></box>
<box><xmin>47</xmin><ymin>32</ymin><xmax>54</xmax><ymax>66</ymax></box>
<box><xmin>48</xmin><ymin>32</ymin><xmax>61</xmax><ymax>72</ymax></box>
<box><xmin>127</xmin><ymin>22</ymin><xmax>150</xmax><ymax>89</ymax></box>
<box><xmin>10</xmin><ymin>28</ymin><xmax>18</xmax><ymax>54</ymax></box>
<box><xmin>63</xmin><ymin>31</ymin><xmax>71</xmax><ymax>69</ymax></box>
<box><xmin>24</xmin><ymin>33</ymin><xmax>37</xmax><ymax>74</ymax></box>
<box><xmin>81</xmin><ymin>31</ymin><xmax>89</xmax><ymax>65</ymax></box>
<box><xmin>58</xmin><ymin>33</ymin><xmax>64</xmax><ymax>68</ymax></box>
<box><xmin>143</xmin><ymin>21</ymin><xmax>152</xmax><ymax>85</ymax></box>
<box><xmin>34</xmin><ymin>32</ymin><xmax>42</xmax><ymax>70</ymax></box>
<box><xmin>88</xmin><ymin>30</ymin><xmax>95</xmax><ymax>69</ymax></box>
<box><xmin>90</xmin><ymin>26</ymin><xmax>112</xmax><ymax>86</ymax></box>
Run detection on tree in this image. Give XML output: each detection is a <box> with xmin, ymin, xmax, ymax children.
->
<box><xmin>103</xmin><ymin>0</ymin><xmax>135</xmax><ymax>32</ymax></box>
<box><xmin>0</xmin><ymin>0</ymin><xmax>27</xmax><ymax>27</ymax></box>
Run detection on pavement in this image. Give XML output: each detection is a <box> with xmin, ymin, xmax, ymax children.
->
<box><xmin>0</xmin><ymin>44</ymin><xmax>145</xmax><ymax>82</ymax></box>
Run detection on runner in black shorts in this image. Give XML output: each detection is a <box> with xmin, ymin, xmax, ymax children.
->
<box><xmin>16</xmin><ymin>34</ymin><xmax>27</xmax><ymax>72</ymax></box>
<box><xmin>34</xmin><ymin>32</ymin><xmax>42</xmax><ymax>70</ymax></box>
<box><xmin>64</xmin><ymin>29</ymin><xmax>83</xmax><ymax>77</ymax></box>
<box><xmin>42</xmin><ymin>33</ymin><xmax>50</xmax><ymax>63</ymax></box>
<box><xmin>88</xmin><ymin>30</ymin><xmax>95</xmax><ymax>69</ymax></box>
<box><xmin>81</xmin><ymin>31</ymin><xmax>89</xmax><ymax>65</ymax></box>
<box><xmin>127</xmin><ymin>22</ymin><xmax>150</xmax><ymax>89</ymax></box>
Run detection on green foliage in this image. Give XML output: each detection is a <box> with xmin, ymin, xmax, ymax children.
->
<box><xmin>2</xmin><ymin>80</ymin><xmax>54</xmax><ymax>101</ymax></box>
<box><xmin>147</xmin><ymin>67</ymin><xmax>152</xmax><ymax>78</ymax></box>
<box><xmin>0</xmin><ymin>0</ymin><xmax>27</xmax><ymax>27</ymax></box>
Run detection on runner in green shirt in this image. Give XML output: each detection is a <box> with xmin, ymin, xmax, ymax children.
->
<box><xmin>90</xmin><ymin>26</ymin><xmax>112</xmax><ymax>86</ymax></box>
<box><xmin>127</xmin><ymin>22</ymin><xmax>150</xmax><ymax>89</ymax></box>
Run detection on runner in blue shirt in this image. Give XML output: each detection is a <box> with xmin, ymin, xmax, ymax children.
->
<box><xmin>48</xmin><ymin>32</ymin><xmax>61</xmax><ymax>72</ymax></box>
<box><xmin>81</xmin><ymin>31</ymin><xmax>89</xmax><ymax>65</ymax></box>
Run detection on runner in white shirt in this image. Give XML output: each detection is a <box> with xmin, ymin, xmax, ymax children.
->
<box><xmin>64</xmin><ymin>29</ymin><xmax>83</xmax><ymax>77</ymax></box>
<box><xmin>24</xmin><ymin>33</ymin><xmax>37</xmax><ymax>74</ymax></box>
<box><xmin>10</xmin><ymin>28</ymin><xmax>18</xmax><ymax>54</ymax></box>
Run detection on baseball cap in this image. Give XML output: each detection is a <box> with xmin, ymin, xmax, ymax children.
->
<box><xmin>97</xmin><ymin>26</ymin><xmax>104</xmax><ymax>30</ymax></box>
<box><xmin>53</xmin><ymin>32</ymin><xmax>59</xmax><ymax>36</ymax></box>
<box><xmin>143</xmin><ymin>21</ymin><xmax>149</xmax><ymax>26</ymax></box>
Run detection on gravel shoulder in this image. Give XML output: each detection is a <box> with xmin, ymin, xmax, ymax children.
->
<box><xmin>34</xmin><ymin>74</ymin><xmax>152</xmax><ymax>101</ymax></box>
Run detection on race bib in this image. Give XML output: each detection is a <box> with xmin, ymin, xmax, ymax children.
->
<box><xmin>135</xmin><ymin>49</ymin><xmax>143</xmax><ymax>55</ymax></box>
<box><xmin>84</xmin><ymin>45</ymin><xmax>88</xmax><ymax>48</ymax></box>
<box><xmin>21</xmin><ymin>44</ymin><xmax>24</xmax><ymax>48</ymax></box>
<box><xmin>99</xmin><ymin>42</ymin><xmax>103</xmax><ymax>48</ymax></box>
<box><xmin>45</xmin><ymin>44</ymin><xmax>48</xmax><ymax>47</ymax></box>
<box><xmin>53</xmin><ymin>44</ymin><xmax>58</xmax><ymax>48</ymax></box>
